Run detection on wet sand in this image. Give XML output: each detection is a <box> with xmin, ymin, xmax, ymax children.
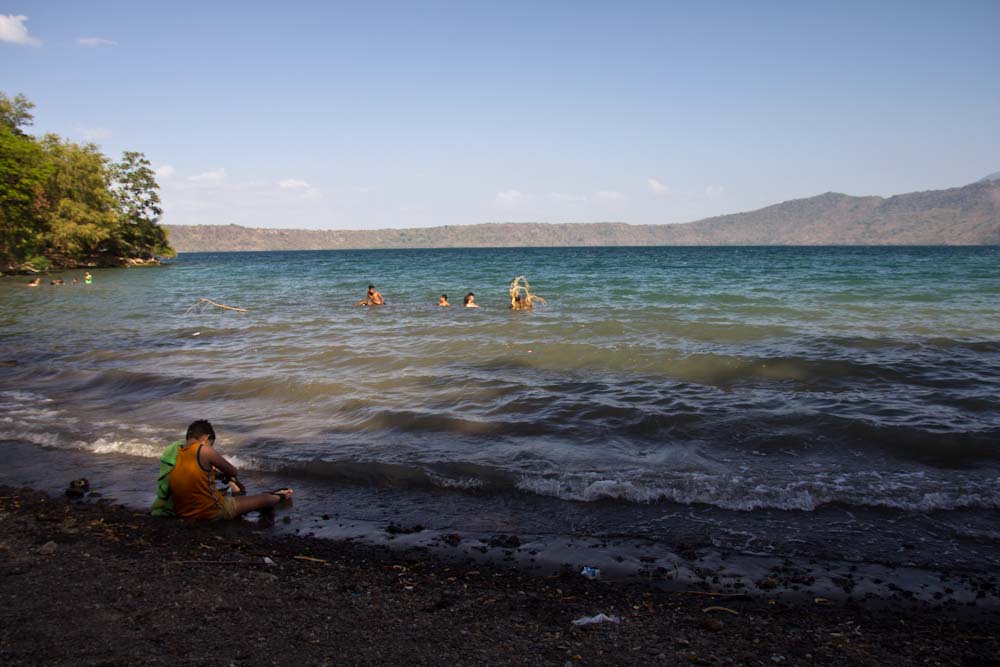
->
<box><xmin>1</xmin><ymin>486</ymin><xmax>998</xmax><ymax>666</ymax></box>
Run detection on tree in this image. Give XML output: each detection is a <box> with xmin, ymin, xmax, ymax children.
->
<box><xmin>38</xmin><ymin>134</ymin><xmax>118</xmax><ymax>257</ymax></box>
<box><xmin>0</xmin><ymin>92</ymin><xmax>35</xmax><ymax>135</ymax></box>
<box><xmin>108</xmin><ymin>151</ymin><xmax>175</xmax><ymax>258</ymax></box>
<box><xmin>0</xmin><ymin>91</ymin><xmax>175</xmax><ymax>271</ymax></box>
<box><xmin>0</xmin><ymin>124</ymin><xmax>51</xmax><ymax>270</ymax></box>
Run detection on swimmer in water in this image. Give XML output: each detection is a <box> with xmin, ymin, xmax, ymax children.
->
<box><xmin>27</xmin><ymin>277</ymin><xmax>41</xmax><ymax>287</ymax></box>
<box><xmin>84</xmin><ymin>271</ymin><xmax>92</xmax><ymax>284</ymax></box>
<box><xmin>463</xmin><ymin>292</ymin><xmax>479</xmax><ymax>308</ymax></box>
<box><xmin>357</xmin><ymin>284</ymin><xmax>385</xmax><ymax>306</ymax></box>
<box><xmin>438</xmin><ymin>294</ymin><xmax>450</xmax><ymax>307</ymax></box>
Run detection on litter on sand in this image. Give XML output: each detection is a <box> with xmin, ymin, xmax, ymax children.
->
<box><xmin>572</xmin><ymin>613</ymin><xmax>622</xmax><ymax>626</ymax></box>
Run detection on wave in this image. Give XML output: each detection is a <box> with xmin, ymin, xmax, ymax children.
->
<box><xmin>511</xmin><ymin>470</ymin><xmax>1000</xmax><ymax>512</ymax></box>
<box><xmin>27</xmin><ymin>426</ymin><xmax>996</xmax><ymax>513</ymax></box>
<box><xmin>253</xmin><ymin>459</ymin><xmax>1000</xmax><ymax>512</ymax></box>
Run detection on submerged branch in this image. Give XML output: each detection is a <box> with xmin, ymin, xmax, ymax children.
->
<box><xmin>185</xmin><ymin>298</ymin><xmax>249</xmax><ymax>314</ymax></box>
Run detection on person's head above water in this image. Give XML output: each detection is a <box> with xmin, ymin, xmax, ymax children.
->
<box><xmin>438</xmin><ymin>294</ymin><xmax>449</xmax><ymax>305</ymax></box>
<box><xmin>464</xmin><ymin>292</ymin><xmax>475</xmax><ymax>304</ymax></box>
<box><xmin>368</xmin><ymin>284</ymin><xmax>375</xmax><ymax>292</ymax></box>
<box><xmin>186</xmin><ymin>419</ymin><xmax>216</xmax><ymax>444</ymax></box>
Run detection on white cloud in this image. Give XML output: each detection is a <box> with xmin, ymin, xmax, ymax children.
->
<box><xmin>548</xmin><ymin>192</ymin><xmax>587</xmax><ymax>203</ymax></box>
<box><xmin>596</xmin><ymin>190</ymin><xmax>623</xmax><ymax>202</ymax></box>
<box><xmin>155</xmin><ymin>165</ymin><xmax>176</xmax><ymax>179</ymax></box>
<box><xmin>277</xmin><ymin>178</ymin><xmax>311</xmax><ymax>189</ymax></box>
<box><xmin>0</xmin><ymin>14</ymin><xmax>41</xmax><ymax>46</ymax></box>
<box><xmin>704</xmin><ymin>185</ymin><xmax>724</xmax><ymax>197</ymax></box>
<box><xmin>648</xmin><ymin>178</ymin><xmax>670</xmax><ymax>195</ymax></box>
<box><xmin>189</xmin><ymin>168</ymin><xmax>227</xmax><ymax>182</ymax></box>
<box><xmin>78</xmin><ymin>127</ymin><xmax>112</xmax><ymax>141</ymax></box>
<box><xmin>495</xmin><ymin>189</ymin><xmax>523</xmax><ymax>205</ymax></box>
<box><xmin>78</xmin><ymin>37</ymin><xmax>117</xmax><ymax>47</ymax></box>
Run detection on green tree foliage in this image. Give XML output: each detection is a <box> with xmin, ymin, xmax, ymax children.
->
<box><xmin>108</xmin><ymin>151</ymin><xmax>175</xmax><ymax>258</ymax></box>
<box><xmin>39</xmin><ymin>134</ymin><xmax>118</xmax><ymax>257</ymax></box>
<box><xmin>0</xmin><ymin>125</ymin><xmax>51</xmax><ymax>265</ymax></box>
<box><xmin>0</xmin><ymin>92</ymin><xmax>174</xmax><ymax>272</ymax></box>
<box><xmin>0</xmin><ymin>93</ymin><xmax>35</xmax><ymax>135</ymax></box>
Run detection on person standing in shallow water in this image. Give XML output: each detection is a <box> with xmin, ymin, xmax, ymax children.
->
<box><xmin>152</xmin><ymin>420</ymin><xmax>292</xmax><ymax>520</ymax></box>
<box><xmin>463</xmin><ymin>292</ymin><xmax>479</xmax><ymax>308</ymax></box>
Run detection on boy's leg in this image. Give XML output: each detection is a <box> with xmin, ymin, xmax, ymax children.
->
<box><xmin>229</xmin><ymin>492</ymin><xmax>287</xmax><ymax>518</ymax></box>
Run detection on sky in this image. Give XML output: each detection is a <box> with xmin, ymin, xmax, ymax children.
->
<box><xmin>3</xmin><ymin>1</ymin><xmax>999</xmax><ymax>230</ymax></box>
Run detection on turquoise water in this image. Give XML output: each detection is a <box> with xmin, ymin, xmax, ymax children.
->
<box><xmin>1</xmin><ymin>246</ymin><xmax>1000</xmax><ymax>571</ymax></box>
<box><xmin>2</xmin><ymin>246</ymin><xmax>1000</xmax><ymax>503</ymax></box>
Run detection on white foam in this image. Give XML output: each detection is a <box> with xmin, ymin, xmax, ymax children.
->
<box><xmin>426</xmin><ymin>472</ymin><xmax>485</xmax><ymax>490</ymax></box>
<box><xmin>514</xmin><ymin>470</ymin><xmax>1000</xmax><ymax>512</ymax></box>
<box><xmin>87</xmin><ymin>438</ymin><xmax>164</xmax><ymax>459</ymax></box>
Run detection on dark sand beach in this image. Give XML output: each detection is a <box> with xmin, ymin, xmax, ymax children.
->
<box><xmin>2</xmin><ymin>486</ymin><xmax>997</xmax><ymax>666</ymax></box>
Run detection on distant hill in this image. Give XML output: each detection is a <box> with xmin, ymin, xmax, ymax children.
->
<box><xmin>978</xmin><ymin>170</ymin><xmax>1000</xmax><ymax>183</ymax></box>
<box><xmin>165</xmin><ymin>179</ymin><xmax>1000</xmax><ymax>252</ymax></box>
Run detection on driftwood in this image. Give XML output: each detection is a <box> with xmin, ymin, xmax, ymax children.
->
<box><xmin>184</xmin><ymin>297</ymin><xmax>248</xmax><ymax>314</ymax></box>
<box><xmin>702</xmin><ymin>606</ymin><xmax>741</xmax><ymax>615</ymax></box>
<box><xmin>293</xmin><ymin>555</ymin><xmax>329</xmax><ymax>564</ymax></box>
<box><xmin>509</xmin><ymin>276</ymin><xmax>546</xmax><ymax>310</ymax></box>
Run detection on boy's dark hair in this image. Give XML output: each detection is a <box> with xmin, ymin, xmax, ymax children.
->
<box><xmin>186</xmin><ymin>420</ymin><xmax>215</xmax><ymax>443</ymax></box>
<box><xmin>441</xmin><ymin>294</ymin><xmax>447</xmax><ymax>299</ymax></box>
<box><xmin>368</xmin><ymin>284</ymin><xmax>375</xmax><ymax>290</ymax></box>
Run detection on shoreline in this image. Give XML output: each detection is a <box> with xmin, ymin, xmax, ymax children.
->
<box><xmin>2</xmin><ymin>439</ymin><xmax>1000</xmax><ymax>618</ymax></box>
<box><xmin>2</xmin><ymin>485</ymin><xmax>998</xmax><ymax>666</ymax></box>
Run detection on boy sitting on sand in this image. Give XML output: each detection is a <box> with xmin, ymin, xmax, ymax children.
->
<box><xmin>152</xmin><ymin>420</ymin><xmax>292</xmax><ymax>520</ymax></box>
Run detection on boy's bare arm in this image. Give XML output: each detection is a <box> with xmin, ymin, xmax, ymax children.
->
<box><xmin>201</xmin><ymin>445</ymin><xmax>238</xmax><ymax>478</ymax></box>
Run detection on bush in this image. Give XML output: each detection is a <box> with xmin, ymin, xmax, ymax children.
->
<box><xmin>24</xmin><ymin>255</ymin><xmax>51</xmax><ymax>272</ymax></box>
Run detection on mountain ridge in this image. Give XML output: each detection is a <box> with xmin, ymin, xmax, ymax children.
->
<box><xmin>164</xmin><ymin>179</ymin><xmax>1000</xmax><ymax>251</ymax></box>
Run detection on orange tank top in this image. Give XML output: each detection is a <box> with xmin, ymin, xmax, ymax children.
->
<box><xmin>169</xmin><ymin>443</ymin><xmax>224</xmax><ymax>519</ymax></box>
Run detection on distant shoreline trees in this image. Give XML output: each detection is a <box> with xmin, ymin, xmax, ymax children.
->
<box><xmin>0</xmin><ymin>92</ymin><xmax>175</xmax><ymax>274</ymax></box>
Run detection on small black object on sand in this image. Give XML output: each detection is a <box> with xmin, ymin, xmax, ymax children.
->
<box><xmin>65</xmin><ymin>478</ymin><xmax>90</xmax><ymax>498</ymax></box>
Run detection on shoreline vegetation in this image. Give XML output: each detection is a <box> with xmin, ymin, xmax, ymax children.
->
<box><xmin>0</xmin><ymin>92</ymin><xmax>175</xmax><ymax>275</ymax></box>
<box><xmin>1</xmin><ymin>485</ymin><xmax>998</xmax><ymax>666</ymax></box>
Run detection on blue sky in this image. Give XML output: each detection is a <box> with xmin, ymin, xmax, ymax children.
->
<box><xmin>3</xmin><ymin>1</ymin><xmax>998</xmax><ymax>229</ymax></box>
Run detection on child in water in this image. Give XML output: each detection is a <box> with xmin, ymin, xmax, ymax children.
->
<box><xmin>438</xmin><ymin>294</ymin><xmax>450</xmax><ymax>307</ymax></box>
<box><xmin>463</xmin><ymin>292</ymin><xmax>479</xmax><ymax>308</ymax></box>
<box><xmin>152</xmin><ymin>420</ymin><xmax>292</xmax><ymax>520</ymax></box>
<box><xmin>357</xmin><ymin>284</ymin><xmax>385</xmax><ymax>306</ymax></box>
